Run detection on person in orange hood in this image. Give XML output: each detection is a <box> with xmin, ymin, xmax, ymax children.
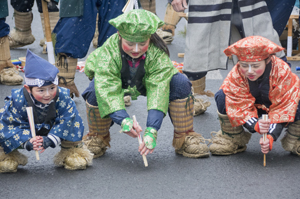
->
<box><xmin>210</xmin><ymin>36</ymin><xmax>300</xmax><ymax>156</ymax></box>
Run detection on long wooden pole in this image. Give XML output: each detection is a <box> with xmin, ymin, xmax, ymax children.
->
<box><xmin>41</xmin><ymin>0</ymin><xmax>55</xmax><ymax>64</ymax></box>
<box><xmin>26</xmin><ymin>107</ymin><xmax>40</xmax><ymax>160</ymax></box>
<box><xmin>133</xmin><ymin>115</ymin><xmax>148</xmax><ymax>167</ymax></box>
<box><xmin>262</xmin><ymin>114</ymin><xmax>268</xmax><ymax>167</ymax></box>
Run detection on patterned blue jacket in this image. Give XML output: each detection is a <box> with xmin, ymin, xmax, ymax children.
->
<box><xmin>0</xmin><ymin>87</ymin><xmax>84</xmax><ymax>154</ymax></box>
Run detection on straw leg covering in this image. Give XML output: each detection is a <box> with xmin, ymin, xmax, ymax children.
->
<box><xmin>56</xmin><ymin>53</ymin><xmax>80</xmax><ymax>98</ymax></box>
<box><xmin>39</xmin><ymin>12</ymin><xmax>60</xmax><ymax>54</ymax></box>
<box><xmin>281</xmin><ymin>120</ymin><xmax>300</xmax><ymax>156</ymax></box>
<box><xmin>0</xmin><ymin>147</ymin><xmax>28</xmax><ymax>173</ymax></box>
<box><xmin>191</xmin><ymin>76</ymin><xmax>214</xmax><ymax>97</ymax></box>
<box><xmin>54</xmin><ymin>141</ymin><xmax>93</xmax><ymax>170</ymax></box>
<box><xmin>191</xmin><ymin>77</ymin><xmax>213</xmax><ymax>116</ymax></box>
<box><xmin>209</xmin><ymin>111</ymin><xmax>252</xmax><ymax>155</ymax></box>
<box><xmin>0</xmin><ymin>36</ymin><xmax>23</xmax><ymax>85</ymax></box>
<box><xmin>169</xmin><ymin>97</ymin><xmax>210</xmax><ymax>158</ymax></box>
<box><xmin>82</xmin><ymin>101</ymin><xmax>112</xmax><ymax>159</ymax></box>
<box><xmin>162</xmin><ymin>3</ymin><xmax>181</xmax><ymax>36</ymax></box>
<box><xmin>9</xmin><ymin>10</ymin><xmax>35</xmax><ymax>48</ymax></box>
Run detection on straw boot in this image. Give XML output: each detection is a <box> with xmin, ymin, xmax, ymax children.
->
<box><xmin>92</xmin><ymin>14</ymin><xmax>99</xmax><ymax>48</ymax></box>
<box><xmin>140</xmin><ymin>0</ymin><xmax>156</xmax><ymax>14</ymax></box>
<box><xmin>56</xmin><ymin>53</ymin><xmax>80</xmax><ymax>98</ymax></box>
<box><xmin>191</xmin><ymin>76</ymin><xmax>214</xmax><ymax>97</ymax></box>
<box><xmin>190</xmin><ymin>77</ymin><xmax>213</xmax><ymax>116</ymax></box>
<box><xmin>82</xmin><ymin>101</ymin><xmax>112</xmax><ymax>158</ymax></box>
<box><xmin>169</xmin><ymin>97</ymin><xmax>210</xmax><ymax>158</ymax></box>
<box><xmin>54</xmin><ymin>141</ymin><xmax>93</xmax><ymax>170</ymax></box>
<box><xmin>209</xmin><ymin>111</ymin><xmax>252</xmax><ymax>155</ymax></box>
<box><xmin>9</xmin><ymin>10</ymin><xmax>35</xmax><ymax>48</ymax></box>
<box><xmin>281</xmin><ymin>120</ymin><xmax>300</xmax><ymax>156</ymax></box>
<box><xmin>40</xmin><ymin>11</ymin><xmax>60</xmax><ymax>53</ymax></box>
<box><xmin>0</xmin><ymin>147</ymin><xmax>28</xmax><ymax>173</ymax></box>
<box><xmin>0</xmin><ymin>36</ymin><xmax>23</xmax><ymax>85</ymax></box>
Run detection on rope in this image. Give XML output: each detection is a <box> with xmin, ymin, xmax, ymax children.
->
<box><xmin>57</xmin><ymin>54</ymin><xmax>68</xmax><ymax>72</ymax></box>
<box><xmin>185</xmin><ymin>93</ymin><xmax>195</xmax><ymax>116</ymax></box>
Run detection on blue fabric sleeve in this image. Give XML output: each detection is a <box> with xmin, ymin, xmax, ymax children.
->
<box><xmin>109</xmin><ymin>110</ymin><xmax>130</xmax><ymax>126</ymax></box>
<box><xmin>146</xmin><ymin>109</ymin><xmax>164</xmax><ymax>131</ymax></box>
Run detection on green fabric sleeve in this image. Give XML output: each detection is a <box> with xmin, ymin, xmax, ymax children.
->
<box><xmin>144</xmin><ymin>45</ymin><xmax>178</xmax><ymax>115</ymax></box>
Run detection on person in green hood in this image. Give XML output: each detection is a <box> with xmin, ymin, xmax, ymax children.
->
<box><xmin>81</xmin><ymin>9</ymin><xmax>210</xmax><ymax>159</ymax></box>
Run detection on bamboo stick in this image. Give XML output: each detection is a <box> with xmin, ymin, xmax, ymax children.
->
<box><xmin>26</xmin><ymin>107</ymin><xmax>40</xmax><ymax>160</ymax></box>
<box><xmin>133</xmin><ymin>115</ymin><xmax>148</xmax><ymax>167</ymax></box>
<box><xmin>262</xmin><ymin>114</ymin><xmax>268</xmax><ymax>167</ymax></box>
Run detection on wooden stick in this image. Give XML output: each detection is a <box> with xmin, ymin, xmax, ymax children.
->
<box><xmin>262</xmin><ymin>114</ymin><xmax>268</xmax><ymax>167</ymax></box>
<box><xmin>26</xmin><ymin>107</ymin><xmax>40</xmax><ymax>160</ymax></box>
<box><xmin>133</xmin><ymin>115</ymin><xmax>148</xmax><ymax>167</ymax></box>
<box><xmin>178</xmin><ymin>53</ymin><xmax>185</xmax><ymax>58</ymax></box>
<box><xmin>41</xmin><ymin>0</ymin><xmax>55</xmax><ymax>64</ymax></box>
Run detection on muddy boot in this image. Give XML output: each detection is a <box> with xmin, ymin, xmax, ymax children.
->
<box><xmin>56</xmin><ymin>53</ymin><xmax>80</xmax><ymax>98</ymax></box>
<box><xmin>82</xmin><ymin>101</ymin><xmax>112</xmax><ymax>159</ymax></box>
<box><xmin>124</xmin><ymin>95</ymin><xmax>131</xmax><ymax>107</ymax></box>
<box><xmin>9</xmin><ymin>10</ymin><xmax>35</xmax><ymax>48</ymax></box>
<box><xmin>0</xmin><ymin>147</ymin><xmax>28</xmax><ymax>173</ymax></box>
<box><xmin>40</xmin><ymin>11</ymin><xmax>60</xmax><ymax>54</ymax></box>
<box><xmin>169</xmin><ymin>97</ymin><xmax>210</xmax><ymax>158</ymax></box>
<box><xmin>281</xmin><ymin>120</ymin><xmax>300</xmax><ymax>155</ymax></box>
<box><xmin>0</xmin><ymin>36</ymin><xmax>23</xmax><ymax>85</ymax></box>
<box><xmin>140</xmin><ymin>0</ymin><xmax>156</xmax><ymax>14</ymax></box>
<box><xmin>54</xmin><ymin>141</ymin><xmax>93</xmax><ymax>170</ymax></box>
<box><xmin>92</xmin><ymin>14</ymin><xmax>99</xmax><ymax>48</ymax></box>
<box><xmin>209</xmin><ymin>111</ymin><xmax>252</xmax><ymax>155</ymax></box>
<box><xmin>193</xmin><ymin>96</ymin><xmax>211</xmax><ymax>116</ymax></box>
<box><xmin>190</xmin><ymin>76</ymin><xmax>213</xmax><ymax>116</ymax></box>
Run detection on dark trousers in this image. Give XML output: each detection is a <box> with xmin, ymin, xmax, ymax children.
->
<box><xmin>82</xmin><ymin>72</ymin><xmax>192</xmax><ymax>106</ymax></box>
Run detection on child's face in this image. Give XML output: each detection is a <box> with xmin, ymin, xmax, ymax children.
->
<box><xmin>25</xmin><ymin>84</ymin><xmax>57</xmax><ymax>104</ymax></box>
<box><xmin>238</xmin><ymin>60</ymin><xmax>267</xmax><ymax>81</ymax></box>
<box><xmin>120</xmin><ymin>37</ymin><xmax>150</xmax><ymax>58</ymax></box>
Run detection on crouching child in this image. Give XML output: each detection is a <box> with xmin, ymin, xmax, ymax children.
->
<box><xmin>0</xmin><ymin>50</ymin><xmax>93</xmax><ymax>173</ymax></box>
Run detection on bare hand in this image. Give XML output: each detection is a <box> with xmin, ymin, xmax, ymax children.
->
<box><xmin>258</xmin><ymin>119</ymin><xmax>270</xmax><ymax>134</ymax></box>
<box><xmin>259</xmin><ymin>137</ymin><xmax>270</xmax><ymax>154</ymax></box>
<box><xmin>124</xmin><ymin>119</ymin><xmax>143</xmax><ymax>138</ymax></box>
<box><xmin>138</xmin><ymin>141</ymin><xmax>154</xmax><ymax>156</ymax></box>
<box><xmin>171</xmin><ymin>0</ymin><xmax>188</xmax><ymax>12</ymax></box>
<box><xmin>30</xmin><ymin>136</ymin><xmax>44</xmax><ymax>152</ymax></box>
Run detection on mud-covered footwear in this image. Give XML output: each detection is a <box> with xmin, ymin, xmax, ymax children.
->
<box><xmin>54</xmin><ymin>141</ymin><xmax>93</xmax><ymax>170</ymax></box>
<box><xmin>0</xmin><ymin>36</ymin><xmax>23</xmax><ymax>85</ymax></box>
<box><xmin>209</xmin><ymin>111</ymin><xmax>252</xmax><ymax>155</ymax></box>
<box><xmin>0</xmin><ymin>147</ymin><xmax>28</xmax><ymax>173</ymax></box>
<box><xmin>9</xmin><ymin>10</ymin><xmax>35</xmax><ymax>48</ymax></box>
<box><xmin>170</xmin><ymin>97</ymin><xmax>210</xmax><ymax>158</ymax></box>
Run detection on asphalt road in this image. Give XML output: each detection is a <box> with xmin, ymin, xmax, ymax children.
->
<box><xmin>1</xmin><ymin>1</ymin><xmax>300</xmax><ymax>199</ymax></box>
